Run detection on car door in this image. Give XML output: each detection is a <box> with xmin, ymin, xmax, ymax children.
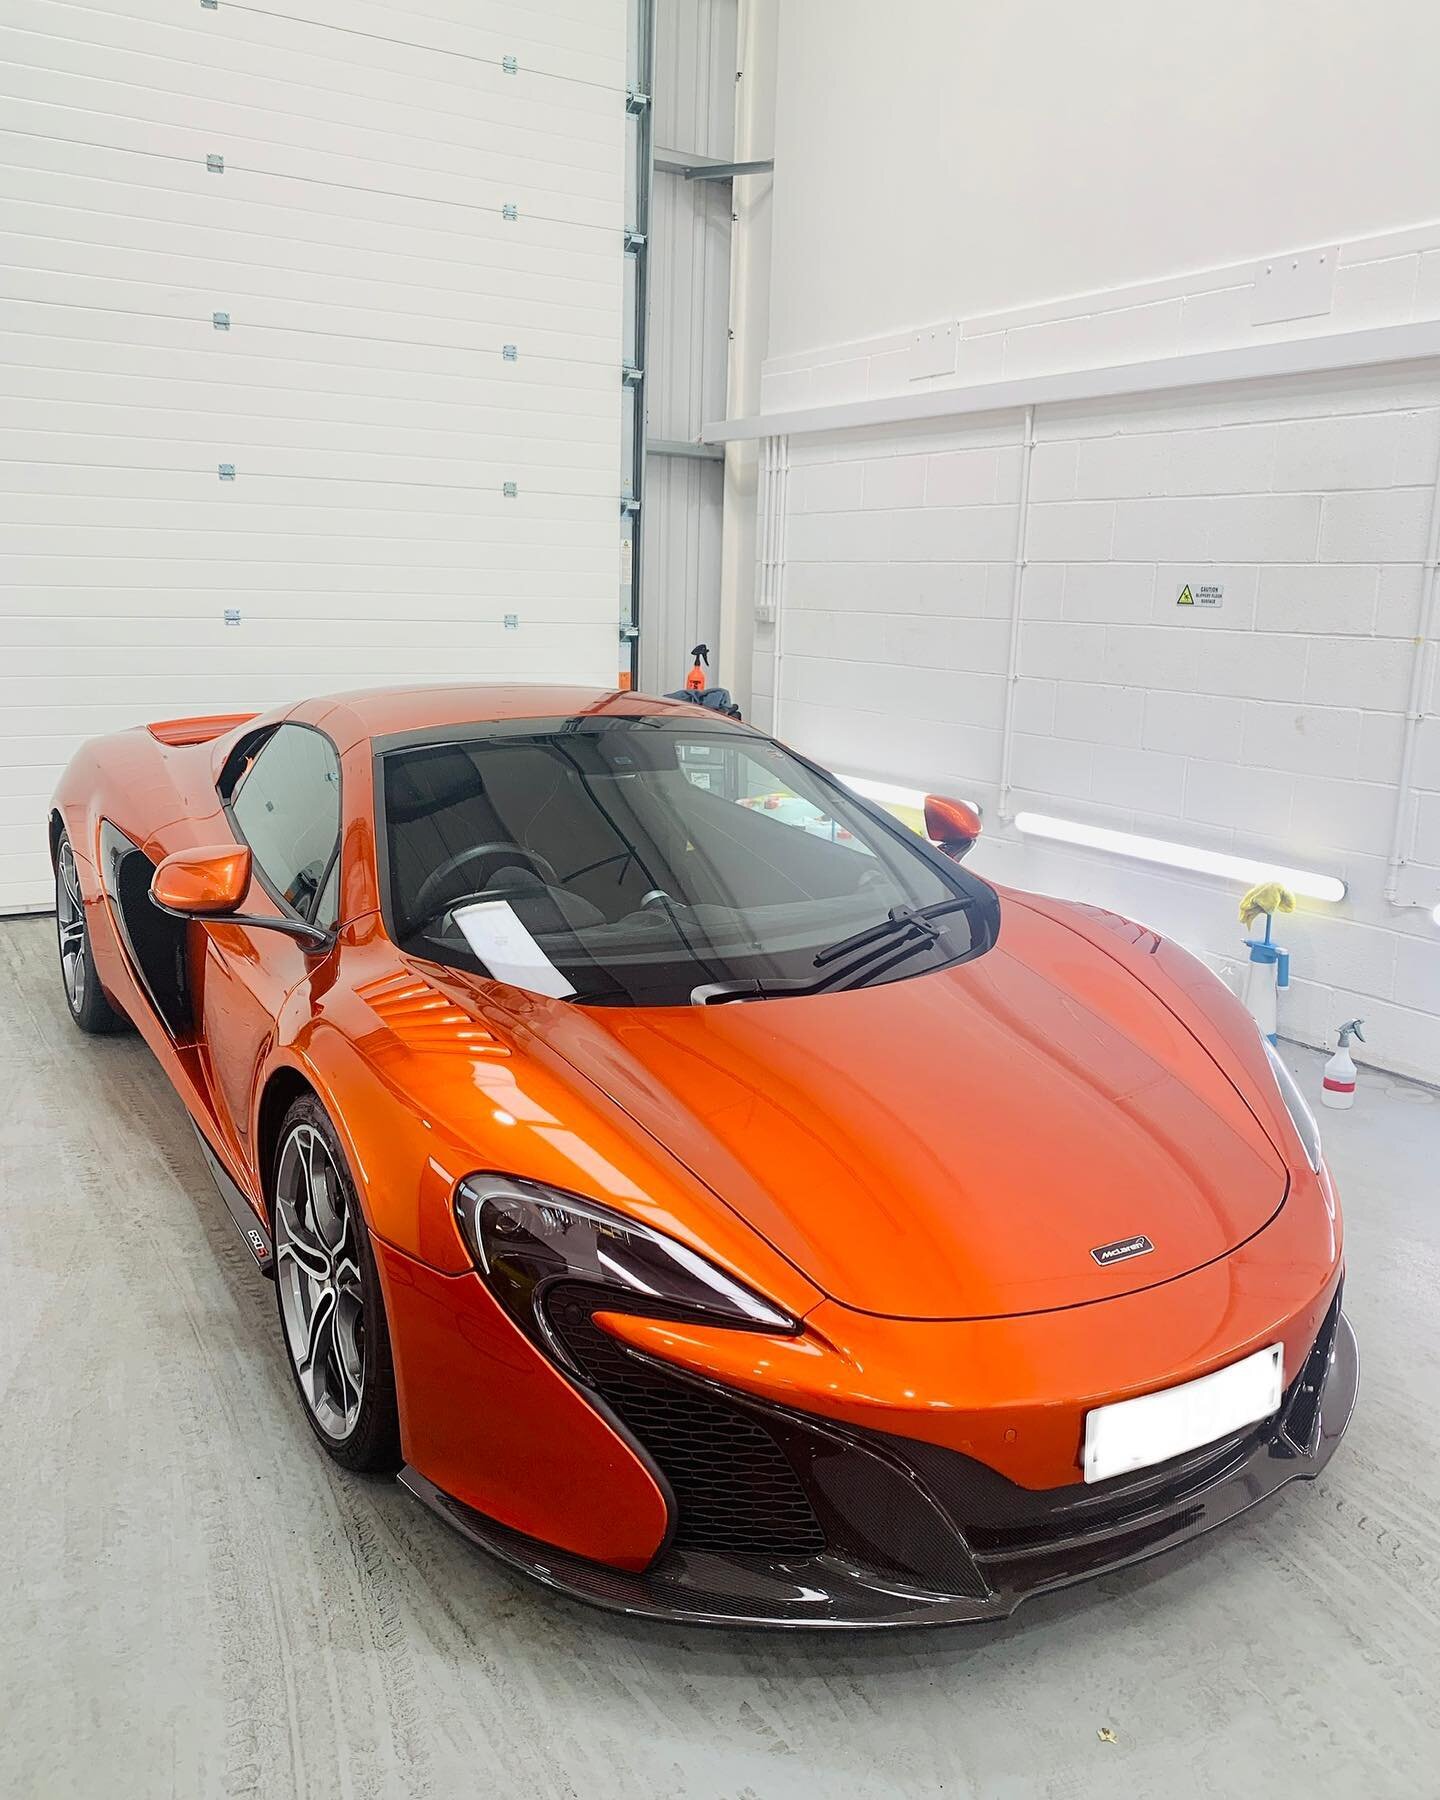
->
<box><xmin>197</xmin><ymin>723</ymin><xmax>343</xmax><ymax>1185</ymax></box>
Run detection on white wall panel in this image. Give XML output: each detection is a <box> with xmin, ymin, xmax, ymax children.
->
<box><xmin>1</xmin><ymin>0</ymin><xmax>628</xmax><ymax>909</ymax></box>
<box><xmin>739</xmin><ymin>0</ymin><xmax>1440</xmax><ymax>1081</ymax></box>
<box><xmin>769</xmin><ymin>0</ymin><xmax>1440</xmax><ymax>357</ymax></box>
<box><xmin>753</xmin><ymin>377</ymin><xmax>1440</xmax><ymax>1083</ymax></box>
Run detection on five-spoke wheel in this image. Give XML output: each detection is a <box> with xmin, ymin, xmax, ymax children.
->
<box><xmin>53</xmin><ymin>828</ymin><xmax>127</xmax><ymax>1034</ymax></box>
<box><xmin>271</xmin><ymin>1096</ymin><xmax>401</xmax><ymax>1470</ymax></box>
<box><xmin>275</xmin><ymin>1123</ymin><xmax>367</xmax><ymax>1440</ymax></box>
<box><xmin>56</xmin><ymin>839</ymin><xmax>88</xmax><ymax>1015</ymax></box>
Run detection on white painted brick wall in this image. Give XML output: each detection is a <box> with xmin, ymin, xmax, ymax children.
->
<box><xmin>753</xmin><ymin>368</ymin><xmax>1440</xmax><ymax>1083</ymax></box>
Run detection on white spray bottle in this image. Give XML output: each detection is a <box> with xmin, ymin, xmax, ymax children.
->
<box><xmin>1238</xmin><ymin>883</ymin><xmax>1294</xmax><ymax>1044</ymax></box>
<box><xmin>1321</xmin><ymin>1019</ymin><xmax>1365</xmax><ymax>1110</ymax></box>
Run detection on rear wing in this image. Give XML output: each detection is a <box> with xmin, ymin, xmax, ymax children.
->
<box><xmin>145</xmin><ymin>712</ymin><xmax>258</xmax><ymax>747</ymax></box>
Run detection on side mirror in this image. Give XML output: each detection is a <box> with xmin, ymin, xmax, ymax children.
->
<box><xmin>151</xmin><ymin>844</ymin><xmax>252</xmax><ymax>915</ymax></box>
<box><xmin>150</xmin><ymin>844</ymin><xmax>330</xmax><ymax>947</ymax></box>
<box><xmin>924</xmin><ymin>795</ymin><xmax>982</xmax><ymax>862</ymax></box>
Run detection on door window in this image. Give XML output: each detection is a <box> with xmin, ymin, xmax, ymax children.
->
<box><xmin>230</xmin><ymin>725</ymin><xmax>341</xmax><ymax>925</ymax></box>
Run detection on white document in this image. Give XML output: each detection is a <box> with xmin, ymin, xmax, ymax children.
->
<box><xmin>452</xmin><ymin>899</ymin><xmax>577</xmax><ymax>1000</ymax></box>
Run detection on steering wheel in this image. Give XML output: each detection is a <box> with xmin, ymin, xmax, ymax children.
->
<box><xmin>410</xmin><ymin>842</ymin><xmax>561</xmax><ymax>923</ymax></box>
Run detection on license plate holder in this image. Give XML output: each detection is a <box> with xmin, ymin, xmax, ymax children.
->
<box><xmin>1083</xmin><ymin>1344</ymin><xmax>1284</xmax><ymax>1485</ymax></box>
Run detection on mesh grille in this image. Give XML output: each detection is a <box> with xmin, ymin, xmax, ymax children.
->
<box><xmin>544</xmin><ymin>1287</ymin><xmax>825</xmax><ymax>1557</ymax></box>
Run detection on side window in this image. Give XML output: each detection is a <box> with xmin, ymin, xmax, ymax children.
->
<box><xmin>676</xmin><ymin>740</ymin><xmax>872</xmax><ymax>855</ymax></box>
<box><xmin>230</xmin><ymin>725</ymin><xmax>342</xmax><ymax>924</ymax></box>
<box><xmin>312</xmin><ymin>854</ymin><xmax>340</xmax><ymax>932</ymax></box>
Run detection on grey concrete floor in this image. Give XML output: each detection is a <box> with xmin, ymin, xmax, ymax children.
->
<box><xmin>2</xmin><ymin>912</ymin><xmax>1436</xmax><ymax>1800</ymax></box>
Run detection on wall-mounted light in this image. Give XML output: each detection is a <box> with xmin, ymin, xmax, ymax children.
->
<box><xmin>837</xmin><ymin>773</ymin><xmax>981</xmax><ymax>814</ymax></box>
<box><xmin>1013</xmin><ymin>812</ymin><xmax>1346</xmax><ymax>904</ymax></box>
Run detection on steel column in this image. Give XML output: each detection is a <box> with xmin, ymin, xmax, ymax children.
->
<box><xmin>621</xmin><ymin>0</ymin><xmax>656</xmax><ymax>688</ymax></box>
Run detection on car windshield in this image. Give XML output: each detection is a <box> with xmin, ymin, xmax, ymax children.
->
<box><xmin>380</xmin><ymin>715</ymin><xmax>997</xmax><ymax>1006</ymax></box>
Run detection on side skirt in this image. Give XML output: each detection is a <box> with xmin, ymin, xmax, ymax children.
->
<box><xmin>192</xmin><ymin>1123</ymin><xmax>275</xmax><ymax>1277</ymax></box>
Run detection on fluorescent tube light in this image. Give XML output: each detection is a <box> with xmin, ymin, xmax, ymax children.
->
<box><xmin>836</xmin><ymin>773</ymin><xmax>928</xmax><ymax>809</ymax></box>
<box><xmin>836</xmin><ymin>773</ymin><xmax>981</xmax><ymax>814</ymax></box>
<box><xmin>1013</xmin><ymin>812</ymin><xmax>1346</xmax><ymax>904</ymax></box>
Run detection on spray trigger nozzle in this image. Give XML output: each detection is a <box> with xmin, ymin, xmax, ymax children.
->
<box><xmin>1338</xmin><ymin>1018</ymin><xmax>1366</xmax><ymax>1046</ymax></box>
<box><xmin>684</xmin><ymin>643</ymin><xmax>711</xmax><ymax>694</ymax></box>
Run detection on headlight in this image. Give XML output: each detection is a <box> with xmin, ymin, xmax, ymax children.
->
<box><xmin>454</xmin><ymin>1174</ymin><xmax>796</xmax><ymax>1371</ymax></box>
<box><xmin>1262</xmin><ymin>1038</ymin><xmax>1323</xmax><ymax>1173</ymax></box>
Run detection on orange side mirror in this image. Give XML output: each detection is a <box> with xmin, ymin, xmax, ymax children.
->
<box><xmin>150</xmin><ymin>844</ymin><xmax>252</xmax><ymax>917</ymax></box>
<box><xmin>923</xmin><ymin>795</ymin><xmax>982</xmax><ymax>862</ymax></box>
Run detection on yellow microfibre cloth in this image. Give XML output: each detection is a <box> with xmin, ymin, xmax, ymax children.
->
<box><xmin>1239</xmin><ymin>881</ymin><xmax>1296</xmax><ymax>928</ymax></box>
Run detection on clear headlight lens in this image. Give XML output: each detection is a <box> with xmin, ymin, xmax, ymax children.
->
<box><xmin>454</xmin><ymin>1174</ymin><xmax>796</xmax><ymax>1368</ymax></box>
<box><xmin>1262</xmin><ymin>1038</ymin><xmax>1323</xmax><ymax>1173</ymax></box>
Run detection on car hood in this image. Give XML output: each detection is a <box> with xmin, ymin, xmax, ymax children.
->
<box><xmin>531</xmin><ymin>896</ymin><xmax>1288</xmax><ymax>1320</ymax></box>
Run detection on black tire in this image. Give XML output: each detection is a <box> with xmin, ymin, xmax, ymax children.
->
<box><xmin>271</xmin><ymin>1093</ymin><xmax>402</xmax><ymax>1474</ymax></box>
<box><xmin>54</xmin><ymin>829</ymin><xmax>129</xmax><ymax>1035</ymax></box>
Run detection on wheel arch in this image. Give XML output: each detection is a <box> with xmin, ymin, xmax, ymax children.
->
<box><xmin>255</xmin><ymin>1065</ymin><xmax>320</xmax><ymax>1223</ymax></box>
<box><xmin>254</xmin><ymin>1030</ymin><xmax>475</xmax><ymax>1274</ymax></box>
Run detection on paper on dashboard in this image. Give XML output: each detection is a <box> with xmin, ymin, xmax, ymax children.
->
<box><xmin>452</xmin><ymin>899</ymin><xmax>577</xmax><ymax>999</ymax></box>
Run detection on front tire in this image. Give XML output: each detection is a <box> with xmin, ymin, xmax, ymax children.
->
<box><xmin>54</xmin><ymin>830</ymin><xmax>128</xmax><ymax>1035</ymax></box>
<box><xmin>271</xmin><ymin>1095</ymin><xmax>401</xmax><ymax>1473</ymax></box>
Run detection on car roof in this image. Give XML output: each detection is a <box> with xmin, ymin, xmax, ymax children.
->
<box><xmin>289</xmin><ymin>684</ymin><xmax>724</xmax><ymax>753</ymax></box>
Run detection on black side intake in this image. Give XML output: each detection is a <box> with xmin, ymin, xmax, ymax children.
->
<box><xmin>542</xmin><ymin>1283</ymin><xmax>989</xmax><ymax>1596</ymax></box>
<box><xmin>544</xmin><ymin>1285</ymin><xmax>825</xmax><ymax>1556</ymax></box>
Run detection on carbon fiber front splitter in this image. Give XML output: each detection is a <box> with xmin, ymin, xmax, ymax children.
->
<box><xmin>399</xmin><ymin>1309</ymin><xmax>1358</xmax><ymax>1630</ymax></box>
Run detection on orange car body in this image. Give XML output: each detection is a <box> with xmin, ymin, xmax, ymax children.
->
<box><xmin>50</xmin><ymin>685</ymin><xmax>1354</xmax><ymax>1625</ymax></box>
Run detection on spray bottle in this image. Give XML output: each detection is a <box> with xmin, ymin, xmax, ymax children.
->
<box><xmin>1321</xmin><ymin>1019</ymin><xmax>1365</xmax><ymax>1110</ymax></box>
<box><xmin>1238</xmin><ymin>882</ymin><xmax>1295</xmax><ymax>1043</ymax></box>
<box><xmin>685</xmin><ymin>644</ymin><xmax>710</xmax><ymax>693</ymax></box>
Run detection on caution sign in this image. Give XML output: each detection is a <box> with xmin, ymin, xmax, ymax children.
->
<box><xmin>1177</xmin><ymin>582</ymin><xmax>1223</xmax><ymax>608</ymax></box>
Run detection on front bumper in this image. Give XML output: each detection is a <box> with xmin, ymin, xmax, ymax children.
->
<box><xmin>401</xmin><ymin>1290</ymin><xmax>1357</xmax><ymax>1629</ymax></box>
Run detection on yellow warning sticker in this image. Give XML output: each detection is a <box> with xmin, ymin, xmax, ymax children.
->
<box><xmin>1176</xmin><ymin>581</ymin><xmax>1223</xmax><ymax>608</ymax></box>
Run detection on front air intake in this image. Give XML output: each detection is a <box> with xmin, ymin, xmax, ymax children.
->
<box><xmin>543</xmin><ymin>1285</ymin><xmax>826</xmax><ymax>1557</ymax></box>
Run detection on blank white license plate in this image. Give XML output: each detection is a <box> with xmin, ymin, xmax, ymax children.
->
<box><xmin>1083</xmin><ymin>1344</ymin><xmax>1284</xmax><ymax>1485</ymax></box>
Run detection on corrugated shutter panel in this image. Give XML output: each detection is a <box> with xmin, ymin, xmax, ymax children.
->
<box><xmin>1</xmin><ymin>0</ymin><xmax>626</xmax><ymax>908</ymax></box>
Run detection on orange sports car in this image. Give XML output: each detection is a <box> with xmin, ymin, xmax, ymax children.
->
<box><xmin>49</xmin><ymin>685</ymin><xmax>1355</xmax><ymax>1627</ymax></box>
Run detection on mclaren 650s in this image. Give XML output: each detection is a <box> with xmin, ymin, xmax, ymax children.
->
<box><xmin>49</xmin><ymin>685</ymin><xmax>1355</xmax><ymax>1627</ymax></box>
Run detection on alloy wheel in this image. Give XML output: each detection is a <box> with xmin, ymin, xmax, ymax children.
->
<box><xmin>56</xmin><ymin>840</ymin><xmax>87</xmax><ymax>1017</ymax></box>
<box><xmin>274</xmin><ymin>1124</ymin><xmax>366</xmax><ymax>1440</ymax></box>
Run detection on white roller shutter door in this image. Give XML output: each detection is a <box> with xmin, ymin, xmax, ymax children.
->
<box><xmin>0</xmin><ymin>0</ymin><xmax>627</xmax><ymax>908</ymax></box>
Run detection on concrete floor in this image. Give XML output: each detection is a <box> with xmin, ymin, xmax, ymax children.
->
<box><xmin>2</xmin><ymin>912</ymin><xmax>1437</xmax><ymax>1800</ymax></box>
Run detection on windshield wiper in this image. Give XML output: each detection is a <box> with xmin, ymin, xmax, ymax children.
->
<box><xmin>810</xmin><ymin>898</ymin><xmax>971</xmax><ymax>969</ymax></box>
<box><xmin>692</xmin><ymin>897</ymin><xmax>972</xmax><ymax>1005</ymax></box>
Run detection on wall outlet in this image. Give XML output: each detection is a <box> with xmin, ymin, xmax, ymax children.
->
<box><xmin>907</xmin><ymin>321</ymin><xmax>959</xmax><ymax>381</ymax></box>
<box><xmin>1250</xmin><ymin>247</ymin><xmax>1337</xmax><ymax>325</ymax></box>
